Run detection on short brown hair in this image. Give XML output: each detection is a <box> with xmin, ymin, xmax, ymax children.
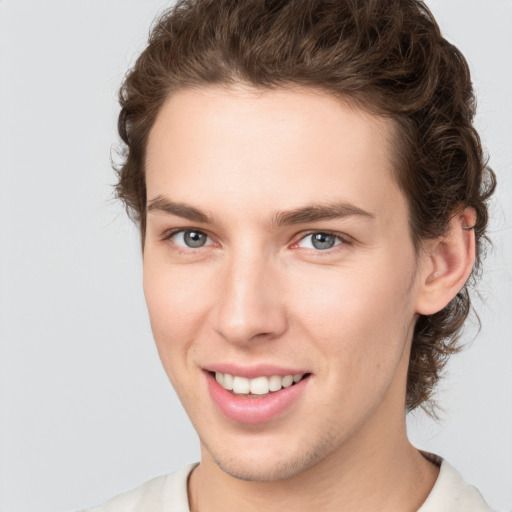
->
<box><xmin>115</xmin><ymin>0</ymin><xmax>496</xmax><ymax>412</ymax></box>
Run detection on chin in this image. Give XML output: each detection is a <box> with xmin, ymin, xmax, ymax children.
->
<box><xmin>214</xmin><ymin>456</ymin><xmax>311</xmax><ymax>482</ymax></box>
<box><xmin>205</xmin><ymin>435</ymin><xmax>334</xmax><ymax>482</ymax></box>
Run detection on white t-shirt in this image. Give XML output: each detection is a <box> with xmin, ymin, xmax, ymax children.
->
<box><xmin>83</xmin><ymin>457</ymin><xmax>493</xmax><ymax>512</ymax></box>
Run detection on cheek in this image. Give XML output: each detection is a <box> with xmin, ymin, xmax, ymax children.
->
<box><xmin>290</xmin><ymin>256</ymin><xmax>417</xmax><ymax>372</ymax></box>
<box><xmin>292</xmin><ymin>271</ymin><xmax>415</xmax><ymax>422</ymax></box>
<box><xmin>143</xmin><ymin>256</ymin><xmax>212</xmax><ymax>364</ymax></box>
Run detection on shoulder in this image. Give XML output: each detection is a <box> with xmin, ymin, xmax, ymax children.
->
<box><xmin>419</xmin><ymin>456</ymin><xmax>494</xmax><ymax>512</ymax></box>
<box><xmin>81</xmin><ymin>463</ymin><xmax>197</xmax><ymax>512</ymax></box>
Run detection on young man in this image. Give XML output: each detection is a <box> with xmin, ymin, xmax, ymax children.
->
<box><xmin>87</xmin><ymin>0</ymin><xmax>495</xmax><ymax>510</ymax></box>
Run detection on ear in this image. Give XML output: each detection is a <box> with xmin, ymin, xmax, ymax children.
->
<box><xmin>415</xmin><ymin>208</ymin><xmax>476</xmax><ymax>316</ymax></box>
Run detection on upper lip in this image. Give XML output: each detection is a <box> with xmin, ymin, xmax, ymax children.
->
<box><xmin>204</xmin><ymin>363</ymin><xmax>310</xmax><ymax>379</ymax></box>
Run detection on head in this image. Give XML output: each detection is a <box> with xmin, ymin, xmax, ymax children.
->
<box><xmin>115</xmin><ymin>0</ymin><xmax>495</xmax><ymax>477</ymax></box>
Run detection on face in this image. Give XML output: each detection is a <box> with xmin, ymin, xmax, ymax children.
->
<box><xmin>144</xmin><ymin>86</ymin><xmax>425</xmax><ymax>481</ymax></box>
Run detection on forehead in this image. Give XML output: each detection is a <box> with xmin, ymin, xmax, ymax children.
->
<box><xmin>145</xmin><ymin>85</ymin><xmax>406</xmax><ymax>225</ymax></box>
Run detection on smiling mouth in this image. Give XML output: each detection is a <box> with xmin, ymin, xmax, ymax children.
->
<box><xmin>212</xmin><ymin>371</ymin><xmax>310</xmax><ymax>396</ymax></box>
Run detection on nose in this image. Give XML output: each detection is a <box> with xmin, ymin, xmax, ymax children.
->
<box><xmin>212</xmin><ymin>250</ymin><xmax>288</xmax><ymax>346</ymax></box>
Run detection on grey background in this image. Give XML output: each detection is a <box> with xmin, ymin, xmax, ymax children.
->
<box><xmin>0</xmin><ymin>1</ymin><xmax>511</xmax><ymax>511</ymax></box>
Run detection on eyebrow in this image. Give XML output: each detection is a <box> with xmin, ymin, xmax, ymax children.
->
<box><xmin>271</xmin><ymin>202</ymin><xmax>375</xmax><ymax>226</ymax></box>
<box><xmin>147</xmin><ymin>196</ymin><xmax>212</xmax><ymax>223</ymax></box>
<box><xmin>146</xmin><ymin>196</ymin><xmax>375</xmax><ymax>226</ymax></box>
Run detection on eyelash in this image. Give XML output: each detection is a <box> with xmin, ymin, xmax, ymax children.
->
<box><xmin>293</xmin><ymin>231</ymin><xmax>350</xmax><ymax>252</ymax></box>
<box><xmin>162</xmin><ymin>228</ymin><xmax>215</xmax><ymax>253</ymax></box>
<box><xmin>162</xmin><ymin>228</ymin><xmax>351</xmax><ymax>255</ymax></box>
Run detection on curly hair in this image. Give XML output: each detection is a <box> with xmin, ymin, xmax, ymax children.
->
<box><xmin>115</xmin><ymin>0</ymin><xmax>496</xmax><ymax>412</ymax></box>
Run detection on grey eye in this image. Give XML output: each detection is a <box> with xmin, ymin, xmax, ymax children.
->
<box><xmin>183</xmin><ymin>230</ymin><xmax>207</xmax><ymax>248</ymax></box>
<box><xmin>297</xmin><ymin>232</ymin><xmax>342</xmax><ymax>250</ymax></box>
<box><xmin>171</xmin><ymin>230</ymin><xmax>210</xmax><ymax>248</ymax></box>
<box><xmin>311</xmin><ymin>233</ymin><xmax>337</xmax><ymax>250</ymax></box>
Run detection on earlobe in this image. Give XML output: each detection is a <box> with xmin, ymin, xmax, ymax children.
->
<box><xmin>415</xmin><ymin>208</ymin><xmax>476</xmax><ymax>316</ymax></box>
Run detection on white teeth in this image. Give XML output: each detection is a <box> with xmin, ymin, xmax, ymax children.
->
<box><xmin>215</xmin><ymin>372</ymin><xmax>305</xmax><ymax>394</ymax></box>
<box><xmin>250</xmin><ymin>376</ymin><xmax>269</xmax><ymax>395</ymax></box>
<box><xmin>269</xmin><ymin>375</ymin><xmax>282</xmax><ymax>392</ymax></box>
<box><xmin>282</xmin><ymin>375</ymin><xmax>294</xmax><ymax>388</ymax></box>
<box><xmin>232</xmin><ymin>376</ymin><xmax>250</xmax><ymax>394</ymax></box>
<box><xmin>223</xmin><ymin>372</ymin><xmax>233</xmax><ymax>390</ymax></box>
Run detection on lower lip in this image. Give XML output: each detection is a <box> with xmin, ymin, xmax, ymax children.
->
<box><xmin>206</xmin><ymin>372</ymin><xmax>310</xmax><ymax>425</ymax></box>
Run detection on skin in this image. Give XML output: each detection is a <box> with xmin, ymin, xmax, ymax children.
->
<box><xmin>143</xmin><ymin>86</ymin><xmax>474</xmax><ymax>511</ymax></box>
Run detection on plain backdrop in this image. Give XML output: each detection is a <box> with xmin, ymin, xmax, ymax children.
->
<box><xmin>0</xmin><ymin>1</ymin><xmax>511</xmax><ymax>511</ymax></box>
